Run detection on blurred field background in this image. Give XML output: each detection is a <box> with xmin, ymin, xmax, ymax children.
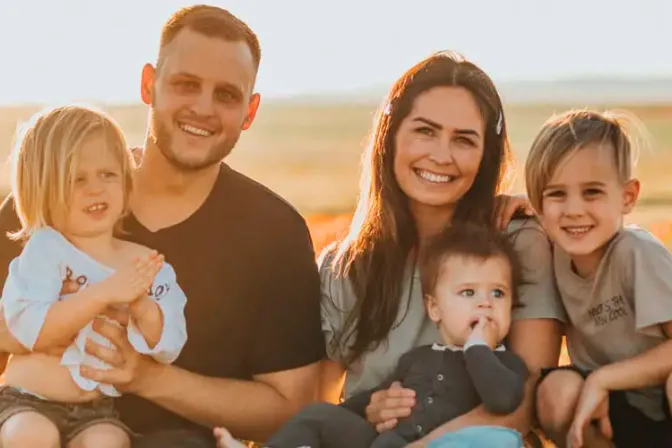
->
<box><xmin>1</xmin><ymin>2</ymin><xmax>671</xmax><ymax>447</ymax></box>
<box><xmin>1</xmin><ymin>100</ymin><xmax>671</xmax><ymax>257</ymax></box>
<box><xmin>4</xmin><ymin>99</ymin><xmax>670</xmax><ymax>400</ymax></box>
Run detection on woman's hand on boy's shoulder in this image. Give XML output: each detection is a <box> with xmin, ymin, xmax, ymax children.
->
<box><xmin>494</xmin><ymin>194</ymin><xmax>535</xmax><ymax>231</ymax></box>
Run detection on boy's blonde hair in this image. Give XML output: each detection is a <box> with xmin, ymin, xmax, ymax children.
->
<box><xmin>525</xmin><ymin>109</ymin><xmax>642</xmax><ymax>213</ymax></box>
<box><xmin>9</xmin><ymin>104</ymin><xmax>135</xmax><ymax>240</ymax></box>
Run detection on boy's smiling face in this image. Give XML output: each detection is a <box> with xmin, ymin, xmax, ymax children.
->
<box><xmin>539</xmin><ymin>143</ymin><xmax>640</xmax><ymax>276</ymax></box>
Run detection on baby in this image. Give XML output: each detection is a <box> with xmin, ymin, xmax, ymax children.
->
<box><xmin>0</xmin><ymin>105</ymin><xmax>187</xmax><ymax>447</ymax></box>
<box><xmin>216</xmin><ymin>224</ymin><xmax>528</xmax><ymax>448</ymax></box>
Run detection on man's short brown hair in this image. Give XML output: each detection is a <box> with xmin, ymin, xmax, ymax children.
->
<box><xmin>158</xmin><ymin>5</ymin><xmax>261</xmax><ymax>70</ymax></box>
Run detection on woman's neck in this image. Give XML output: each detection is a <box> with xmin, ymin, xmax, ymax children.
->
<box><xmin>411</xmin><ymin>203</ymin><xmax>454</xmax><ymax>240</ymax></box>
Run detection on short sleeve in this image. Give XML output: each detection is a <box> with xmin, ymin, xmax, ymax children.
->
<box><xmin>126</xmin><ymin>262</ymin><xmax>187</xmax><ymax>364</ymax></box>
<box><xmin>1</xmin><ymin>227</ymin><xmax>64</xmax><ymax>350</ymax></box>
<box><xmin>318</xmin><ymin>247</ymin><xmax>357</xmax><ymax>365</ymax></box>
<box><xmin>246</xmin><ymin>216</ymin><xmax>326</xmax><ymax>375</ymax></box>
<box><xmin>618</xmin><ymin>229</ymin><xmax>672</xmax><ymax>331</ymax></box>
<box><xmin>507</xmin><ymin>219</ymin><xmax>566</xmax><ymax>322</ymax></box>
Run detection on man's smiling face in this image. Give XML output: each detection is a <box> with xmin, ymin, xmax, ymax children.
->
<box><xmin>145</xmin><ymin>28</ymin><xmax>259</xmax><ymax>171</ymax></box>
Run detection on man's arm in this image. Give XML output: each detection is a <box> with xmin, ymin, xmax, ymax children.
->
<box><xmin>0</xmin><ymin>194</ymin><xmax>26</xmax><ymax>361</ymax></box>
<box><xmin>85</xmin><ymin>209</ymin><xmax>326</xmax><ymax>442</ymax></box>
<box><xmin>84</xmin><ymin>315</ymin><xmax>322</xmax><ymax>442</ymax></box>
<box><xmin>135</xmin><ymin>358</ymin><xmax>320</xmax><ymax>442</ymax></box>
<box><xmin>418</xmin><ymin>318</ymin><xmax>563</xmax><ymax>442</ymax></box>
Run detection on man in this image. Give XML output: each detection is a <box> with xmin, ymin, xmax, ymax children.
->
<box><xmin>0</xmin><ymin>5</ymin><xmax>325</xmax><ymax>447</ymax></box>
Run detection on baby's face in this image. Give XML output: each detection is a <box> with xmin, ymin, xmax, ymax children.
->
<box><xmin>426</xmin><ymin>254</ymin><xmax>512</xmax><ymax>346</ymax></box>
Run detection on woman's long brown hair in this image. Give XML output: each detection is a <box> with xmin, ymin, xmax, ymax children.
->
<box><xmin>330</xmin><ymin>51</ymin><xmax>514</xmax><ymax>366</ymax></box>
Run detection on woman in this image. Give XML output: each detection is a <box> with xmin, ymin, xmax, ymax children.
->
<box><xmin>318</xmin><ymin>51</ymin><xmax>565</xmax><ymax>445</ymax></box>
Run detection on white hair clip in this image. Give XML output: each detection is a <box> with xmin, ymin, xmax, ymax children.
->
<box><xmin>495</xmin><ymin>111</ymin><xmax>503</xmax><ymax>135</ymax></box>
<box><xmin>383</xmin><ymin>103</ymin><xmax>392</xmax><ymax>116</ymax></box>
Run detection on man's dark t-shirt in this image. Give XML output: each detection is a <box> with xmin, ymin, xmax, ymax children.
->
<box><xmin>0</xmin><ymin>163</ymin><xmax>326</xmax><ymax>436</ymax></box>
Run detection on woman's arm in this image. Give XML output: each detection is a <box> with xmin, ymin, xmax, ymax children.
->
<box><xmin>319</xmin><ymin>359</ymin><xmax>345</xmax><ymax>404</ymax></box>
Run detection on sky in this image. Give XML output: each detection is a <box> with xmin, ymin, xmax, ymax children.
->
<box><xmin>0</xmin><ymin>0</ymin><xmax>670</xmax><ymax>105</ymax></box>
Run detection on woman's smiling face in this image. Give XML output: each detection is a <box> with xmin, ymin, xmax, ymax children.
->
<box><xmin>393</xmin><ymin>86</ymin><xmax>485</xmax><ymax>215</ymax></box>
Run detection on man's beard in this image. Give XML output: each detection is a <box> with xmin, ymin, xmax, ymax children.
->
<box><xmin>149</xmin><ymin>111</ymin><xmax>239</xmax><ymax>172</ymax></box>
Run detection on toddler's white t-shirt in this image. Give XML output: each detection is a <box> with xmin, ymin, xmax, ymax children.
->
<box><xmin>1</xmin><ymin>227</ymin><xmax>188</xmax><ymax>397</ymax></box>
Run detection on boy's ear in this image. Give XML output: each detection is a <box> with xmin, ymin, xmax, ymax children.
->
<box><xmin>622</xmin><ymin>178</ymin><xmax>640</xmax><ymax>214</ymax></box>
<box><xmin>425</xmin><ymin>294</ymin><xmax>441</xmax><ymax>323</ymax></box>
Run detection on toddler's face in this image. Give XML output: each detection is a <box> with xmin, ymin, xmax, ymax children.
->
<box><xmin>426</xmin><ymin>254</ymin><xmax>512</xmax><ymax>346</ymax></box>
<box><xmin>54</xmin><ymin>134</ymin><xmax>125</xmax><ymax>240</ymax></box>
<box><xmin>538</xmin><ymin>144</ymin><xmax>639</xmax><ymax>276</ymax></box>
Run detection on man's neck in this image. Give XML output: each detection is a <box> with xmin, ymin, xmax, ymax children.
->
<box><xmin>134</xmin><ymin>141</ymin><xmax>221</xmax><ymax>198</ymax></box>
<box><xmin>128</xmin><ymin>141</ymin><xmax>222</xmax><ymax>232</ymax></box>
<box><xmin>413</xmin><ymin>203</ymin><xmax>454</xmax><ymax>242</ymax></box>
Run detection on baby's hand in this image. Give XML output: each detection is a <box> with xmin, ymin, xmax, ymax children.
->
<box><xmin>97</xmin><ymin>252</ymin><xmax>164</xmax><ymax>305</ymax></box>
<box><xmin>466</xmin><ymin>317</ymin><xmax>498</xmax><ymax>349</ymax></box>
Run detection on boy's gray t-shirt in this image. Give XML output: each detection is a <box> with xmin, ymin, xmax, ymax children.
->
<box><xmin>554</xmin><ymin>226</ymin><xmax>672</xmax><ymax>421</ymax></box>
<box><xmin>320</xmin><ymin>219</ymin><xmax>565</xmax><ymax>398</ymax></box>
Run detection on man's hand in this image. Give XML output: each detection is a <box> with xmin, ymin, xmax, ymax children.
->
<box><xmin>567</xmin><ymin>374</ymin><xmax>613</xmax><ymax>448</ymax></box>
<box><xmin>366</xmin><ymin>381</ymin><xmax>416</xmax><ymax>432</ymax></box>
<box><xmin>79</xmin><ymin>311</ymin><xmax>156</xmax><ymax>394</ymax></box>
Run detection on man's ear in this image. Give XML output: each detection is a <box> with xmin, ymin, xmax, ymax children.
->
<box><xmin>242</xmin><ymin>93</ymin><xmax>261</xmax><ymax>131</ymax></box>
<box><xmin>622</xmin><ymin>178</ymin><xmax>640</xmax><ymax>215</ymax></box>
<box><xmin>140</xmin><ymin>63</ymin><xmax>155</xmax><ymax>106</ymax></box>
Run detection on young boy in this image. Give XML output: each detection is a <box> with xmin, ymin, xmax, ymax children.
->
<box><xmin>215</xmin><ymin>224</ymin><xmax>528</xmax><ymax>448</ymax></box>
<box><xmin>527</xmin><ymin>109</ymin><xmax>672</xmax><ymax>448</ymax></box>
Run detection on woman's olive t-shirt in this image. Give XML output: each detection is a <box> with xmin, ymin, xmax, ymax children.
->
<box><xmin>320</xmin><ymin>219</ymin><xmax>566</xmax><ymax>398</ymax></box>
